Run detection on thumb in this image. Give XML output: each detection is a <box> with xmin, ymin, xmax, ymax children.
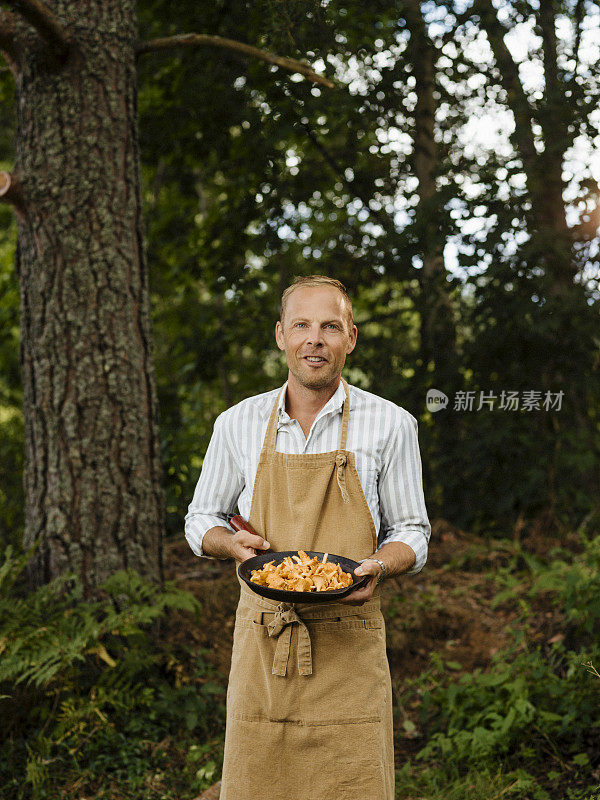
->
<box><xmin>355</xmin><ymin>559</ymin><xmax>377</xmax><ymax>576</ymax></box>
<box><xmin>254</xmin><ymin>536</ymin><xmax>270</xmax><ymax>550</ymax></box>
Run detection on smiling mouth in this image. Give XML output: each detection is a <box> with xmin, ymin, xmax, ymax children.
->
<box><xmin>304</xmin><ymin>356</ymin><xmax>327</xmax><ymax>364</ymax></box>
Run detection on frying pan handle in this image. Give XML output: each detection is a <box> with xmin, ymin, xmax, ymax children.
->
<box><xmin>230</xmin><ymin>514</ymin><xmax>258</xmax><ymax>535</ymax></box>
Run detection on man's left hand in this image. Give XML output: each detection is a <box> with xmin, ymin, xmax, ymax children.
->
<box><xmin>338</xmin><ymin>559</ymin><xmax>382</xmax><ymax>606</ymax></box>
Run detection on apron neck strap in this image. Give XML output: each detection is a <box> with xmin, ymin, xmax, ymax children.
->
<box><xmin>339</xmin><ymin>378</ymin><xmax>350</xmax><ymax>451</ymax></box>
<box><xmin>264</xmin><ymin>386</ymin><xmax>285</xmax><ymax>454</ymax></box>
<box><xmin>263</xmin><ymin>378</ymin><xmax>351</xmax><ymax>453</ymax></box>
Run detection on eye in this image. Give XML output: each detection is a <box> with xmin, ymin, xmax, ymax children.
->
<box><xmin>325</xmin><ymin>323</ymin><xmax>339</xmax><ymax>330</ymax></box>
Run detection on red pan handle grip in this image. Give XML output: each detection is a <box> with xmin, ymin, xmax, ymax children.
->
<box><xmin>230</xmin><ymin>514</ymin><xmax>259</xmax><ymax>535</ymax></box>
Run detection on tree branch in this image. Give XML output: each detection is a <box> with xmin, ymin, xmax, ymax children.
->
<box><xmin>0</xmin><ymin>170</ymin><xmax>25</xmax><ymax>213</ymax></box>
<box><xmin>539</xmin><ymin>1</ymin><xmax>565</xmax><ymax>121</ymax></box>
<box><xmin>136</xmin><ymin>33</ymin><xmax>334</xmax><ymax>88</ymax></box>
<box><xmin>570</xmin><ymin>0</ymin><xmax>585</xmax><ymax>85</ymax></box>
<box><xmin>404</xmin><ymin>0</ymin><xmax>437</xmax><ymax>198</ymax></box>
<box><xmin>0</xmin><ymin>7</ymin><xmax>23</xmax><ymax>62</ymax></box>
<box><xmin>4</xmin><ymin>0</ymin><xmax>70</xmax><ymax>58</ymax></box>
<box><xmin>445</xmin><ymin>0</ymin><xmax>537</xmax><ymax>174</ymax></box>
<box><xmin>472</xmin><ymin>0</ymin><xmax>538</xmax><ymax>171</ymax></box>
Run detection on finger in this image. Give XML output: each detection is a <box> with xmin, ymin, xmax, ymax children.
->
<box><xmin>339</xmin><ymin>584</ymin><xmax>374</xmax><ymax>605</ymax></box>
<box><xmin>235</xmin><ymin>531</ymin><xmax>270</xmax><ymax>550</ymax></box>
<box><xmin>340</xmin><ymin>593</ymin><xmax>367</xmax><ymax>606</ymax></box>
<box><xmin>235</xmin><ymin>544</ymin><xmax>262</xmax><ymax>563</ymax></box>
<box><xmin>354</xmin><ymin>560</ymin><xmax>379</xmax><ymax>577</ymax></box>
<box><xmin>341</xmin><ymin>572</ymin><xmax>378</xmax><ymax>603</ymax></box>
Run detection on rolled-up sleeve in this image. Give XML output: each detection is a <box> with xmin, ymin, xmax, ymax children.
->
<box><xmin>378</xmin><ymin>410</ymin><xmax>431</xmax><ymax>573</ymax></box>
<box><xmin>184</xmin><ymin>411</ymin><xmax>244</xmax><ymax>558</ymax></box>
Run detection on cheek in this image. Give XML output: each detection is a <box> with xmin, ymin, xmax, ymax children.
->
<box><xmin>329</xmin><ymin>337</ymin><xmax>349</xmax><ymax>354</ymax></box>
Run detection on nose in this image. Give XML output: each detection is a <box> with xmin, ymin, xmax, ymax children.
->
<box><xmin>306</xmin><ymin>324</ymin><xmax>324</xmax><ymax>345</ymax></box>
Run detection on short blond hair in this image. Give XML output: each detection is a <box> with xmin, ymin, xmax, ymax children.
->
<box><xmin>280</xmin><ymin>275</ymin><xmax>354</xmax><ymax>332</ymax></box>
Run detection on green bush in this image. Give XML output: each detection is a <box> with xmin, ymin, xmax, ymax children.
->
<box><xmin>529</xmin><ymin>535</ymin><xmax>600</xmax><ymax>640</ymax></box>
<box><xmin>0</xmin><ymin>548</ymin><xmax>226</xmax><ymax>799</ymax></box>
<box><xmin>417</xmin><ymin>645</ymin><xmax>600</xmax><ymax>767</ymax></box>
<box><xmin>412</xmin><ymin>535</ymin><xmax>600</xmax><ymax>797</ymax></box>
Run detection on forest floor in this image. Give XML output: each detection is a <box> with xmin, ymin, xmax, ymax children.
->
<box><xmin>164</xmin><ymin>517</ymin><xmax>576</xmax><ymax>800</ymax></box>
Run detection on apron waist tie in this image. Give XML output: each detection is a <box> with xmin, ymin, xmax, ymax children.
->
<box><xmin>266</xmin><ymin>604</ymin><xmax>312</xmax><ymax>677</ymax></box>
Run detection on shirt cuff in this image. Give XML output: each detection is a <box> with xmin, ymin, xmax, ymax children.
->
<box><xmin>184</xmin><ymin>513</ymin><xmax>233</xmax><ymax>559</ymax></box>
<box><xmin>378</xmin><ymin>528</ymin><xmax>429</xmax><ymax>574</ymax></box>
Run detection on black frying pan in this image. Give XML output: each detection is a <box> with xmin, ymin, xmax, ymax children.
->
<box><xmin>237</xmin><ymin>549</ymin><xmax>368</xmax><ymax>604</ymax></box>
<box><xmin>230</xmin><ymin>515</ymin><xmax>368</xmax><ymax>603</ymax></box>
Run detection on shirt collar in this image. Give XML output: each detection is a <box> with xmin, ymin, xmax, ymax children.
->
<box><xmin>277</xmin><ymin>379</ymin><xmax>348</xmax><ymax>423</ymax></box>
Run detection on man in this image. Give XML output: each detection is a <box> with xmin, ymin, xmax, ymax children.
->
<box><xmin>185</xmin><ymin>275</ymin><xmax>430</xmax><ymax>800</ymax></box>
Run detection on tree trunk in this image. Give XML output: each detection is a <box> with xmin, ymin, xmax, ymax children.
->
<box><xmin>403</xmin><ymin>0</ymin><xmax>457</xmax><ymax>375</ymax></box>
<box><xmin>474</xmin><ymin>0</ymin><xmax>576</xmax><ymax>290</ymax></box>
<box><xmin>401</xmin><ymin>0</ymin><xmax>460</xmax><ymax>517</ymax></box>
<box><xmin>9</xmin><ymin>1</ymin><xmax>164</xmax><ymax>593</ymax></box>
<box><xmin>534</xmin><ymin>0</ymin><xmax>576</xmax><ymax>290</ymax></box>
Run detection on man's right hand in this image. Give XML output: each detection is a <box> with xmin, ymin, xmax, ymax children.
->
<box><xmin>202</xmin><ymin>525</ymin><xmax>270</xmax><ymax>562</ymax></box>
<box><xmin>230</xmin><ymin>529</ymin><xmax>270</xmax><ymax>562</ymax></box>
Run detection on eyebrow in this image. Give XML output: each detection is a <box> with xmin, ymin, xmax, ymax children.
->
<box><xmin>290</xmin><ymin>318</ymin><xmax>344</xmax><ymax>325</ymax></box>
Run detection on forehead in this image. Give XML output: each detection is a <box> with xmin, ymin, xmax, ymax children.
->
<box><xmin>285</xmin><ymin>285</ymin><xmax>347</xmax><ymax>319</ymax></box>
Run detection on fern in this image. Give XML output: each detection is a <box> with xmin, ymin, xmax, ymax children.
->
<box><xmin>0</xmin><ymin>549</ymin><xmax>225</xmax><ymax>800</ymax></box>
<box><xmin>0</xmin><ymin>559</ymin><xmax>200</xmax><ymax>691</ymax></box>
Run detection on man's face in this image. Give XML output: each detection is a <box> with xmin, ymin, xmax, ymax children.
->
<box><xmin>275</xmin><ymin>286</ymin><xmax>357</xmax><ymax>391</ymax></box>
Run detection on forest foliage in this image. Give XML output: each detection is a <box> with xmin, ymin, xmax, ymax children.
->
<box><xmin>0</xmin><ymin>0</ymin><xmax>599</xmax><ymax>797</ymax></box>
<box><xmin>1</xmin><ymin>1</ymin><xmax>599</xmax><ymax>545</ymax></box>
<box><xmin>133</xmin><ymin>0</ymin><xmax>600</xmax><ymax>538</ymax></box>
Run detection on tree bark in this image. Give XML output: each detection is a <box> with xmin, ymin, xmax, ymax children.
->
<box><xmin>0</xmin><ymin>7</ymin><xmax>24</xmax><ymax>66</ymax></box>
<box><xmin>8</xmin><ymin>0</ymin><xmax>164</xmax><ymax>592</ymax></box>
<box><xmin>534</xmin><ymin>0</ymin><xmax>576</xmax><ymax>289</ymax></box>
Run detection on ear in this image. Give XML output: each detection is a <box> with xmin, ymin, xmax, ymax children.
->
<box><xmin>346</xmin><ymin>324</ymin><xmax>358</xmax><ymax>355</ymax></box>
<box><xmin>275</xmin><ymin>320</ymin><xmax>285</xmax><ymax>351</ymax></box>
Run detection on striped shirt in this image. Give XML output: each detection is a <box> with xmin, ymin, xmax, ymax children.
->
<box><xmin>185</xmin><ymin>380</ymin><xmax>431</xmax><ymax>573</ymax></box>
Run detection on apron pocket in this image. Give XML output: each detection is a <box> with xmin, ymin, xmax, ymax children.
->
<box><xmin>221</xmin><ymin>717</ymin><xmax>388</xmax><ymax>800</ymax></box>
<box><xmin>300</xmin><ymin>620</ymin><xmax>387</xmax><ymax>724</ymax></box>
<box><xmin>227</xmin><ymin>619</ymin><xmax>299</xmax><ymax>721</ymax></box>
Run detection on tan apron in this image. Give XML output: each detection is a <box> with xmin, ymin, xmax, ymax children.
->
<box><xmin>220</xmin><ymin>379</ymin><xmax>395</xmax><ymax>800</ymax></box>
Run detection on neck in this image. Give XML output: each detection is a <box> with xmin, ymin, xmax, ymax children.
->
<box><xmin>284</xmin><ymin>372</ymin><xmax>342</xmax><ymax>420</ymax></box>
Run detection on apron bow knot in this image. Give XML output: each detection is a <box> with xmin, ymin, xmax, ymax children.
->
<box><xmin>266</xmin><ymin>603</ymin><xmax>313</xmax><ymax>677</ymax></box>
<box><xmin>267</xmin><ymin>604</ymin><xmax>302</xmax><ymax>637</ymax></box>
